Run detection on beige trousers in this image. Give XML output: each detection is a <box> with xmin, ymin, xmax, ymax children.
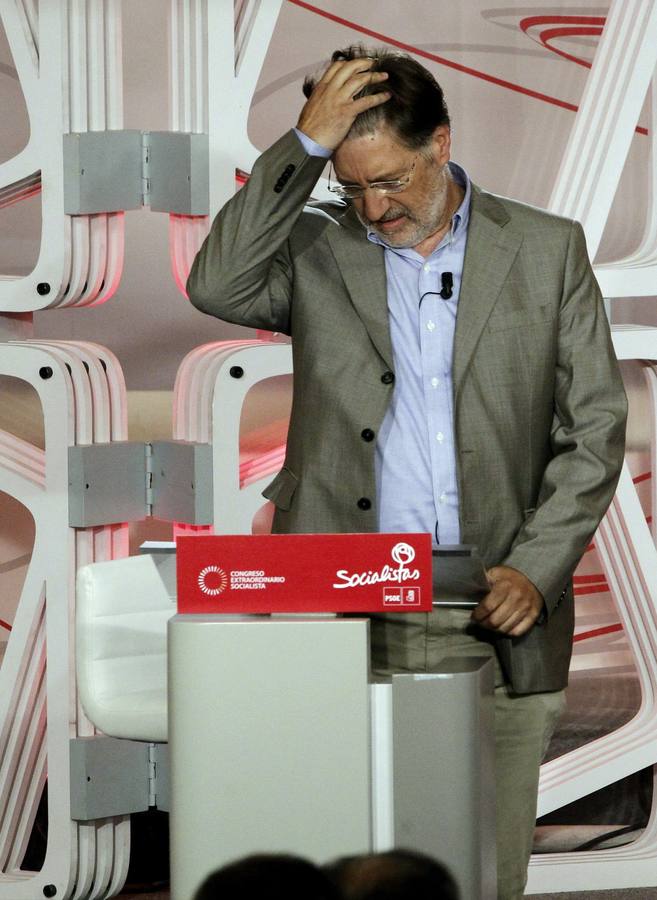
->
<box><xmin>369</xmin><ymin>609</ymin><xmax>566</xmax><ymax>900</ymax></box>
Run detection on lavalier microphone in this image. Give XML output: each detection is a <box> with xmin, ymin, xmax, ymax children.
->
<box><xmin>440</xmin><ymin>272</ymin><xmax>453</xmax><ymax>299</ymax></box>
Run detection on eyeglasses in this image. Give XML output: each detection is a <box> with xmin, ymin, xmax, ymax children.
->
<box><xmin>327</xmin><ymin>156</ymin><xmax>418</xmax><ymax>200</ymax></box>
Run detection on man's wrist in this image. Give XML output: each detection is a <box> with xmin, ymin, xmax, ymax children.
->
<box><xmin>293</xmin><ymin>127</ymin><xmax>332</xmax><ymax>159</ymax></box>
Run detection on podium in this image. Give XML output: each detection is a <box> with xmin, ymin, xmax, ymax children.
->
<box><xmin>168</xmin><ymin>613</ymin><xmax>496</xmax><ymax>900</ymax></box>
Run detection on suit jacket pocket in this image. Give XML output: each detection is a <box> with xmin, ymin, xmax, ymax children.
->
<box><xmin>262</xmin><ymin>466</ymin><xmax>298</xmax><ymax>511</ymax></box>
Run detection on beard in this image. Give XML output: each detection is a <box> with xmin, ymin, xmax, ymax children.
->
<box><xmin>355</xmin><ymin>163</ymin><xmax>451</xmax><ymax>250</ymax></box>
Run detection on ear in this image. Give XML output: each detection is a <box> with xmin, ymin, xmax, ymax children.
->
<box><xmin>430</xmin><ymin>125</ymin><xmax>451</xmax><ymax>165</ymax></box>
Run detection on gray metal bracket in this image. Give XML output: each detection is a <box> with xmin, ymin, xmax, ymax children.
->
<box><xmin>63</xmin><ymin>130</ymin><xmax>144</xmax><ymax>213</ymax></box>
<box><xmin>68</xmin><ymin>440</ymin><xmax>214</xmax><ymax>527</ymax></box>
<box><xmin>151</xmin><ymin>742</ymin><xmax>170</xmax><ymax>812</ymax></box>
<box><xmin>68</xmin><ymin>442</ymin><xmax>149</xmax><ymax>527</ymax></box>
<box><xmin>63</xmin><ymin>130</ymin><xmax>209</xmax><ymax>215</ymax></box>
<box><xmin>70</xmin><ymin>736</ymin><xmax>169</xmax><ymax>819</ymax></box>
<box><xmin>148</xmin><ymin>131</ymin><xmax>209</xmax><ymax>214</ymax></box>
<box><xmin>150</xmin><ymin>440</ymin><xmax>213</xmax><ymax>524</ymax></box>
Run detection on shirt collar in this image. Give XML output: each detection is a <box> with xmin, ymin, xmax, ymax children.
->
<box><xmin>449</xmin><ymin>161</ymin><xmax>471</xmax><ymax>234</ymax></box>
<box><xmin>366</xmin><ymin>160</ymin><xmax>472</xmax><ymax>254</ymax></box>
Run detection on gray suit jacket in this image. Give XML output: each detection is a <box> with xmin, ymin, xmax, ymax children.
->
<box><xmin>187</xmin><ymin>129</ymin><xmax>627</xmax><ymax>693</ymax></box>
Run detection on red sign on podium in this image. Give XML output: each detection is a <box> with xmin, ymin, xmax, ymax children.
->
<box><xmin>176</xmin><ymin>533</ymin><xmax>433</xmax><ymax>614</ymax></box>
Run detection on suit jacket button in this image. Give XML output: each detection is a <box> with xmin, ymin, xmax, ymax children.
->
<box><xmin>357</xmin><ymin>497</ymin><xmax>372</xmax><ymax>511</ymax></box>
<box><xmin>284</xmin><ymin>164</ymin><xmax>295</xmax><ymax>176</ymax></box>
<box><xmin>381</xmin><ymin>371</ymin><xmax>395</xmax><ymax>385</ymax></box>
<box><xmin>361</xmin><ymin>428</ymin><xmax>375</xmax><ymax>442</ymax></box>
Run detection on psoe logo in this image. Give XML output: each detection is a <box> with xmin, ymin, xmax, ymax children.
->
<box><xmin>198</xmin><ymin>565</ymin><xmax>228</xmax><ymax>596</ymax></box>
<box><xmin>383</xmin><ymin>586</ymin><xmax>422</xmax><ymax>606</ymax></box>
<box><xmin>333</xmin><ymin>541</ymin><xmax>420</xmax><ymax>589</ymax></box>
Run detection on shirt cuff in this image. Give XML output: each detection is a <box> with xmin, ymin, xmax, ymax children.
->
<box><xmin>293</xmin><ymin>128</ymin><xmax>332</xmax><ymax>159</ymax></box>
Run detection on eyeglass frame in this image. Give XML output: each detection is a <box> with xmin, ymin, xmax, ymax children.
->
<box><xmin>327</xmin><ymin>155</ymin><xmax>419</xmax><ymax>200</ymax></box>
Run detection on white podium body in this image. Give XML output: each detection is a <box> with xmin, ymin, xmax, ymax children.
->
<box><xmin>168</xmin><ymin>614</ymin><xmax>496</xmax><ymax>900</ymax></box>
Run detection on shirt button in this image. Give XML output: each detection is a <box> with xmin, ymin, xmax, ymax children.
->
<box><xmin>436</xmin><ymin>432</ymin><xmax>444</xmax><ymax>443</ymax></box>
<box><xmin>423</xmin><ymin>264</ymin><xmax>430</xmax><ymax>272</ymax></box>
<box><xmin>427</xmin><ymin>321</ymin><xmax>436</xmax><ymax>332</ymax></box>
<box><xmin>381</xmin><ymin>371</ymin><xmax>395</xmax><ymax>385</ymax></box>
<box><xmin>361</xmin><ymin>428</ymin><xmax>375</xmax><ymax>442</ymax></box>
<box><xmin>431</xmin><ymin>377</ymin><xmax>440</xmax><ymax>388</ymax></box>
<box><xmin>439</xmin><ymin>492</ymin><xmax>447</xmax><ymax>504</ymax></box>
<box><xmin>357</xmin><ymin>497</ymin><xmax>372</xmax><ymax>511</ymax></box>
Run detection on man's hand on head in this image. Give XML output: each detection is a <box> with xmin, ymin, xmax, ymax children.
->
<box><xmin>296</xmin><ymin>59</ymin><xmax>391</xmax><ymax>151</ymax></box>
<box><xmin>471</xmin><ymin>566</ymin><xmax>545</xmax><ymax>637</ymax></box>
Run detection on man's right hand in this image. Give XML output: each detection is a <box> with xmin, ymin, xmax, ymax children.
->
<box><xmin>296</xmin><ymin>59</ymin><xmax>391</xmax><ymax>151</ymax></box>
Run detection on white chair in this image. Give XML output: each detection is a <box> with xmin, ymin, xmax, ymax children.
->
<box><xmin>76</xmin><ymin>554</ymin><xmax>174</xmax><ymax>743</ymax></box>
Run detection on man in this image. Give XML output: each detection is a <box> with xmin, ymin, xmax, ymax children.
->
<box><xmin>187</xmin><ymin>46</ymin><xmax>627</xmax><ymax>899</ymax></box>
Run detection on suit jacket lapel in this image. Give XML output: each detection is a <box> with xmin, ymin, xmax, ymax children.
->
<box><xmin>324</xmin><ymin>189</ymin><xmax>523</xmax><ymax>380</ymax></box>
<box><xmin>453</xmin><ymin>188</ymin><xmax>524</xmax><ymax>397</ymax></box>
<box><xmin>326</xmin><ymin>209</ymin><xmax>394</xmax><ymax>370</ymax></box>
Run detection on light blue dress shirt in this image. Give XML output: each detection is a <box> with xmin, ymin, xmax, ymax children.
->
<box><xmin>369</xmin><ymin>165</ymin><xmax>470</xmax><ymax>547</ymax></box>
<box><xmin>293</xmin><ymin>130</ymin><xmax>471</xmax><ymax>546</ymax></box>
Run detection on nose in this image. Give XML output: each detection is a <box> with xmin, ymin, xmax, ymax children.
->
<box><xmin>361</xmin><ymin>189</ymin><xmax>391</xmax><ymax>223</ymax></box>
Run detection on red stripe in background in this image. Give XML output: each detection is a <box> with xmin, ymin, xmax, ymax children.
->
<box><xmin>0</xmin><ymin>619</ymin><xmax>12</xmax><ymax>632</ymax></box>
<box><xmin>288</xmin><ymin>1</ymin><xmax>648</xmax><ymax>136</ymax></box>
<box><xmin>536</xmin><ymin>26</ymin><xmax>604</xmax><ymax>70</ymax></box>
<box><xmin>519</xmin><ymin>11</ymin><xmax>606</xmax><ymax>64</ymax></box>
<box><xmin>574</xmin><ymin>584</ymin><xmax>609</xmax><ymax>596</ymax></box>
<box><xmin>519</xmin><ymin>15</ymin><xmax>607</xmax><ymax>30</ymax></box>
<box><xmin>574</xmin><ymin>622</ymin><xmax>623</xmax><ymax>642</ymax></box>
<box><xmin>574</xmin><ymin>573</ymin><xmax>608</xmax><ymax>583</ymax></box>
